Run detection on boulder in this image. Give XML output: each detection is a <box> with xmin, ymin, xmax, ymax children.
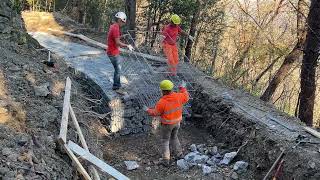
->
<box><xmin>34</xmin><ymin>83</ymin><xmax>50</xmax><ymax>97</ymax></box>
<box><xmin>233</xmin><ymin>161</ymin><xmax>248</xmax><ymax>173</ymax></box>
<box><xmin>220</xmin><ymin>152</ymin><xmax>237</xmax><ymax>165</ymax></box>
<box><xmin>177</xmin><ymin>159</ymin><xmax>189</xmax><ymax>171</ymax></box>
<box><xmin>190</xmin><ymin>144</ymin><xmax>197</xmax><ymax>152</ymax></box>
<box><xmin>124</xmin><ymin>161</ymin><xmax>139</xmax><ymax>170</ymax></box>
<box><xmin>202</xmin><ymin>165</ymin><xmax>212</xmax><ymax>175</ymax></box>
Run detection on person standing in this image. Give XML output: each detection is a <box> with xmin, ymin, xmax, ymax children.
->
<box><xmin>161</xmin><ymin>14</ymin><xmax>194</xmax><ymax>76</ymax></box>
<box><xmin>107</xmin><ymin>12</ymin><xmax>134</xmax><ymax>91</ymax></box>
<box><xmin>143</xmin><ymin>80</ymin><xmax>189</xmax><ymax>166</ymax></box>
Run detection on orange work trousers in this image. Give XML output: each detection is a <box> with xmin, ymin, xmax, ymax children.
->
<box><xmin>163</xmin><ymin>43</ymin><xmax>179</xmax><ymax>76</ymax></box>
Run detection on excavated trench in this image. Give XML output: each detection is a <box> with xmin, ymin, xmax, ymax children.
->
<box><xmin>73</xmin><ymin>62</ymin><xmax>320</xmax><ymax>179</ymax></box>
<box><xmin>190</xmin><ymin>87</ymin><xmax>320</xmax><ymax>179</ymax></box>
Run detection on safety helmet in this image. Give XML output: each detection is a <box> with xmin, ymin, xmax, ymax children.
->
<box><xmin>170</xmin><ymin>14</ymin><xmax>181</xmax><ymax>25</ymax></box>
<box><xmin>160</xmin><ymin>80</ymin><xmax>174</xmax><ymax>91</ymax></box>
<box><xmin>115</xmin><ymin>12</ymin><xmax>127</xmax><ymax>23</ymax></box>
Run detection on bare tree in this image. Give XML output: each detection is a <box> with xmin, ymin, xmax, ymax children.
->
<box><xmin>260</xmin><ymin>0</ymin><xmax>307</xmax><ymax>101</ymax></box>
<box><xmin>298</xmin><ymin>0</ymin><xmax>320</xmax><ymax>126</ymax></box>
<box><xmin>184</xmin><ymin>0</ymin><xmax>201</xmax><ymax>62</ymax></box>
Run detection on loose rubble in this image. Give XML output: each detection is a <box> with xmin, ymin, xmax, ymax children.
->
<box><xmin>177</xmin><ymin>144</ymin><xmax>249</xmax><ymax>176</ymax></box>
<box><xmin>124</xmin><ymin>161</ymin><xmax>139</xmax><ymax>170</ymax></box>
<box><xmin>233</xmin><ymin>161</ymin><xmax>248</xmax><ymax>173</ymax></box>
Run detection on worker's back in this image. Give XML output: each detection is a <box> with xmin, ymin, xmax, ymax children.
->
<box><xmin>157</xmin><ymin>88</ymin><xmax>189</xmax><ymax>124</ymax></box>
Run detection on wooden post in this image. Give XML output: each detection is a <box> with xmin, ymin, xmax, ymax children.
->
<box><xmin>58</xmin><ymin>77</ymin><xmax>72</xmax><ymax>144</ymax></box>
<box><xmin>69</xmin><ymin>105</ymin><xmax>101</xmax><ymax>180</ymax></box>
<box><xmin>68</xmin><ymin>141</ymin><xmax>129</xmax><ymax>180</ymax></box>
<box><xmin>62</xmin><ymin>144</ymin><xmax>92</xmax><ymax>180</ymax></box>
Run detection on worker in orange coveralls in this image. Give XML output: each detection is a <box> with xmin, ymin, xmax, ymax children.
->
<box><xmin>143</xmin><ymin>80</ymin><xmax>189</xmax><ymax>166</ymax></box>
<box><xmin>161</xmin><ymin>14</ymin><xmax>194</xmax><ymax>76</ymax></box>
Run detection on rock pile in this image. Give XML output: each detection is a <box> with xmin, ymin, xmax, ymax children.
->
<box><xmin>177</xmin><ymin>144</ymin><xmax>248</xmax><ymax>177</ymax></box>
<box><xmin>110</xmin><ymin>94</ymin><xmax>153</xmax><ymax>136</ymax></box>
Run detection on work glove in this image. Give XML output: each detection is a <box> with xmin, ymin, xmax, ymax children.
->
<box><xmin>142</xmin><ymin>105</ymin><xmax>149</xmax><ymax>112</ymax></box>
<box><xmin>127</xmin><ymin>44</ymin><xmax>134</xmax><ymax>51</ymax></box>
<box><xmin>180</xmin><ymin>80</ymin><xmax>187</xmax><ymax>88</ymax></box>
<box><xmin>188</xmin><ymin>35</ymin><xmax>194</xmax><ymax>42</ymax></box>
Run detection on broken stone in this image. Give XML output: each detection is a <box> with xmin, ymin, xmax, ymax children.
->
<box><xmin>202</xmin><ymin>165</ymin><xmax>213</xmax><ymax>175</ymax></box>
<box><xmin>8</xmin><ymin>153</ymin><xmax>18</xmax><ymax>162</ymax></box>
<box><xmin>308</xmin><ymin>161</ymin><xmax>316</xmax><ymax>169</ymax></box>
<box><xmin>2</xmin><ymin>148</ymin><xmax>12</xmax><ymax>156</ymax></box>
<box><xmin>0</xmin><ymin>167</ymin><xmax>9</xmax><ymax>175</ymax></box>
<box><xmin>142</xmin><ymin>125</ymin><xmax>151</xmax><ymax>132</ymax></box>
<box><xmin>233</xmin><ymin>161</ymin><xmax>248</xmax><ymax>173</ymax></box>
<box><xmin>145</xmin><ymin>166</ymin><xmax>151</xmax><ymax>171</ymax></box>
<box><xmin>124</xmin><ymin>161</ymin><xmax>139</xmax><ymax>170</ymax></box>
<box><xmin>16</xmin><ymin>135</ymin><xmax>28</xmax><ymax>146</ymax></box>
<box><xmin>193</xmin><ymin>154</ymin><xmax>209</xmax><ymax>164</ymax></box>
<box><xmin>210</xmin><ymin>173</ymin><xmax>224</xmax><ymax>180</ymax></box>
<box><xmin>184</xmin><ymin>152</ymin><xmax>199</xmax><ymax>162</ymax></box>
<box><xmin>220</xmin><ymin>152</ymin><xmax>237</xmax><ymax>165</ymax></box>
<box><xmin>209</xmin><ymin>146</ymin><xmax>218</xmax><ymax>156</ymax></box>
<box><xmin>119</xmin><ymin>128</ymin><xmax>131</xmax><ymax>136</ymax></box>
<box><xmin>231</xmin><ymin>172</ymin><xmax>239</xmax><ymax>179</ymax></box>
<box><xmin>206</xmin><ymin>158</ymin><xmax>216</xmax><ymax>166</ymax></box>
<box><xmin>197</xmin><ymin>144</ymin><xmax>205</xmax><ymax>154</ymax></box>
<box><xmin>190</xmin><ymin>144</ymin><xmax>197</xmax><ymax>152</ymax></box>
<box><xmin>177</xmin><ymin>159</ymin><xmax>189</xmax><ymax>171</ymax></box>
<box><xmin>34</xmin><ymin>83</ymin><xmax>50</xmax><ymax>97</ymax></box>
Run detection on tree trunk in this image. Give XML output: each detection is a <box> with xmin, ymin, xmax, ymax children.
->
<box><xmin>184</xmin><ymin>0</ymin><xmax>201</xmax><ymax>62</ymax></box>
<box><xmin>260</xmin><ymin>45</ymin><xmax>303</xmax><ymax>101</ymax></box>
<box><xmin>125</xmin><ymin>0</ymin><xmax>136</xmax><ymax>40</ymax></box>
<box><xmin>298</xmin><ymin>0</ymin><xmax>320</xmax><ymax>126</ymax></box>
<box><xmin>260</xmin><ymin>0</ymin><xmax>307</xmax><ymax>101</ymax></box>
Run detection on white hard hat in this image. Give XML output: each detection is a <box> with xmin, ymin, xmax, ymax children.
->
<box><xmin>115</xmin><ymin>12</ymin><xmax>127</xmax><ymax>23</ymax></box>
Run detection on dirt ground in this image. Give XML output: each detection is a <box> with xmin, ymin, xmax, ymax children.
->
<box><xmin>103</xmin><ymin>123</ymin><xmax>237</xmax><ymax>180</ymax></box>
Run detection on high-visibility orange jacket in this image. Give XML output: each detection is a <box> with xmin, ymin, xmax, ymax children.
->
<box><xmin>147</xmin><ymin>87</ymin><xmax>189</xmax><ymax>124</ymax></box>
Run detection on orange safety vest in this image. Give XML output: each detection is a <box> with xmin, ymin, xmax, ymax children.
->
<box><xmin>147</xmin><ymin>87</ymin><xmax>189</xmax><ymax>124</ymax></box>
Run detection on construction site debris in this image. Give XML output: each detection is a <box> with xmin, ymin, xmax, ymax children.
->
<box><xmin>124</xmin><ymin>161</ymin><xmax>140</xmax><ymax>171</ymax></box>
<box><xmin>33</xmin><ymin>83</ymin><xmax>50</xmax><ymax>97</ymax></box>
<box><xmin>202</xmin><ymin>165</ymin><xmax>213</xmax><ymax>175</ymax></box>
<box><xmin>177</xmin><ymin>159</ymin><xmax>189</xmax><ymax>171</ymax></box>
<box><xmin>233</xmin><ymin>161</ymin><xmax>248</xmax><ymax>173</ymax></box>
<box><xmin>190</xmin><ymin>144</ymin><xmax>197</xmax><ymax>152</ymax></box>
<box><xmin>220</xmin><ymin>152</ymin><xmax>237</xmax><ymax>165</ymax></box>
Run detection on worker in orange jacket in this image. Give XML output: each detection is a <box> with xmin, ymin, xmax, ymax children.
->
<box><xmin>161</xmin><ymin>14</ymin><xmax>194</xmax><ymax>76</ymax></box>
<box><xmin>143</xmin><ymin>80</ymin><xmax>189</xmax><ymax>166</ymax></box>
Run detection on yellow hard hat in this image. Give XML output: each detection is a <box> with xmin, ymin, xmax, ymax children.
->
<box><xmin>160</xmin><ymin>80</ymin><xmax>174</xmax><ymax>91</ymax></box>
<box><xmin>170</xmin><ymin>14</ymin><xmax>181</xmax><ymax>25</ymax></box>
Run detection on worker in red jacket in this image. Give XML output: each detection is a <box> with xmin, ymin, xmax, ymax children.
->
<box><xmin>144</xmin><ymin>80</ymin><xmax>189</xmax><ymax>166</ymax></box>
<box><xmin>106</xmin><ymin>12</ymin><xmax>134</xmax><ymax>92</ymax></box>
<box><xmin>161</xmin><ymin>14</ymin><xmax>194</xmax><ymax>76</ymax></box>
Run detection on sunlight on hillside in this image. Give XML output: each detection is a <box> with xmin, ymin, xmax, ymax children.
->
<box><xmin>0</xmin><ymin>70</ymin><xmax>26</xmax><ymax>130</ymax></box>
<box><xmin>22</xmin><ymin>11</ymin><xmax>64</xmax><ymax>32</ymax></box>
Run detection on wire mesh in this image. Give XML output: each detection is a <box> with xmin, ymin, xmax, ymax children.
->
<box><xmin>118</xmin><ymin>30</ymin><xmax>204</xmax><ymax>118</ymax></box>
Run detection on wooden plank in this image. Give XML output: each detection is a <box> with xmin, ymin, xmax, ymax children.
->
<box><xmin>304</xmin><ymin>127</ymin><xmax>320</xmax><ymax>139</ymax></box>
<box><xmin>48</xmin><ymin>29</ymin><xmax>166</xmax><ymax>63</ymax></box>
<box><xmin>69</xmin><ymin>105</ymin><xmax>101</xmax><ymax>180</ymax></box>
<box><xmin>67</xmin><ymin>141</ymin><xmax>130</xmax><ymax>180</ymax></box>
<box><xmin>62</xmin><ymin>143</ymin><xmax>92</xmax><ymax>180</ymax></box>
<box><xmin>58</xmin><ymin>77</ymin><xmax>72</xmax><ymax>144</ymax></box>
<box><xmin>69</xmin><ymin>105</ymin><xmax>89</xmax><ymax>149</ymax></box>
